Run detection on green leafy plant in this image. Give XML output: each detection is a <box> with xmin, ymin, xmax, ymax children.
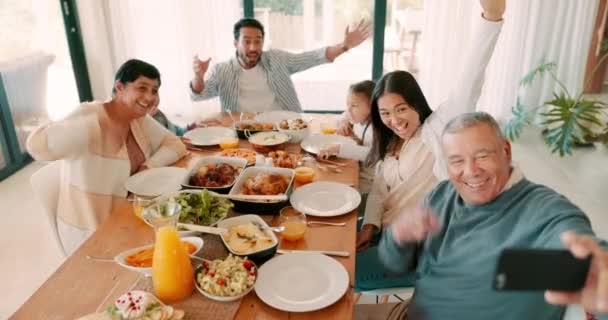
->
<box><xmin>504</xmin><ymin>54</ymin><xmax>608</xmax><ymax>156</ymax></box>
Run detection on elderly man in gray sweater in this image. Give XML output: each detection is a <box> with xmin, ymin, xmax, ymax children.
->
<box><xmin>359</xmin><ymin>112</ymin><xmax>608</xmax><ymax>320</ymax></box>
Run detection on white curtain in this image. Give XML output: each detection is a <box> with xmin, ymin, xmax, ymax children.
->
<box><xmin>419</xmin><ymin>0</ymin><xmax>599</xmax><ymax>122</ymax></box>
<box><xmin>77</xmin><ymin>0</ymin><xmax>241</xmax><ymax>123</ymax></box>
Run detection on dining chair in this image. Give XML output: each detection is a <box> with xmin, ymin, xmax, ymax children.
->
<box><xmin>30</xmin><ymin>161</ymin><xmax>66</xmax><ymax>257</ymax></box>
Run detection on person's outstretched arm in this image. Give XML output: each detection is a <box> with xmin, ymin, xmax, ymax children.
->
<box><xmin>325</xmin><ymin>20</ymin><xmax>372</xmax><ymax>62</ymax></box>
<box><xmin>439</xmin><ymin>0</ymin><xmax>505</xmax><ymax>122</ymax></box>
<box><xmin>190</xmin><ymin>55</ymin><xmax>220</xmax><ymax>101</ymax></box>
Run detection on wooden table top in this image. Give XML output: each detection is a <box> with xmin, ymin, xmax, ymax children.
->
<box><xmin>11</xmin><ymin>112</ymin><xmax>359</xmax><ymax>320</ymax></box>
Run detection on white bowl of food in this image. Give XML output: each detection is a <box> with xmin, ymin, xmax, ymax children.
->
<box><xmin>195</xmin><ymin>255</ymin><xmax>257</xmax><ymax>302</ymax></box>
<box><xmin>248</xmin><ymin>131</ymin><xmax>290</xmax><ymax>153</ymax></box>
<box><xmin>277</xmin><ymin>118</ymin><xmax>310</xmax><ymax>143</ymax></box>
<box><xmin>218</xmin><ymin>214</ymin><xmax>279</xmax><ymax>264</ymax></box>
<box><xmin>182</xmin><ymin>156</ymin><xmax>247</xmax><ymax>193</ymax></box>
<box><xmin>228</xmin><ymin>166</ymin><xmax>295</xmax><ymax>214</ymax></box>
<box><xmin>114</xmin><ymin>236</ymin><xmax>204</xmax><ymax>276</ymax></box>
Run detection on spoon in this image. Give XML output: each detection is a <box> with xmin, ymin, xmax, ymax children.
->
<box><xmin>252</xmin><ymin>221</ymin><xmax>285</xmax><ymax>233</ymax></box>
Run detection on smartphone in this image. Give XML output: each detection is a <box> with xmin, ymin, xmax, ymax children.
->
<box><xmin>493</xmin><ymin>248</ymin><xmax>591</xmax><ymax>291</ymax></box>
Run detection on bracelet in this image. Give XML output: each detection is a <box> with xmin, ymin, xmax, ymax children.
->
<box><xmin>341</xmin><ymin>44</ymin><xmax>350</xmax><ymax>52</ymax></box>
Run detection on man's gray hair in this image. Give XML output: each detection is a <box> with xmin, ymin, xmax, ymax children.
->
<box><xmin>442</xmin><ymin>112</ymin><xmax>505</xmax><ymax>141</ymax></box>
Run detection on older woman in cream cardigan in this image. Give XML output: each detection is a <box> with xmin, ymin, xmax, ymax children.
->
<box><xmin>27</xmin><ymin>59</ymin><xmax>187</xmax><ymax>255</ymax></box>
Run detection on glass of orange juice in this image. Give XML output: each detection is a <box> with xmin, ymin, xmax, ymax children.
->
<box><xmin>219</xmin><ymin>136</ymin><xmax>239</xmax><ymax>150</ymax></box>
<box><xmin>279</xmin><ymin>206</ymin><xmax>307</xmax><ymax>242</ymax></box>
<box><xmin>320</xmin><ymin>120</ymin><xmax>337</xmax><ymax>134</ymax></box>
<box><xmin>143</xmin><ymin>202</ymin><xmax>195</xmax><ymax>303</ymax></box>
<box><xmin>294</xmin><ymin>166</ymin><xmax>315</xmax><ymax>184</ymax></box>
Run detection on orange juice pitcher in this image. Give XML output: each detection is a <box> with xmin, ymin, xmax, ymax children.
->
<box><xmin>144</xmin><ymin>202</ymin><xmax>195</xmax><ymax>303</ymax></box>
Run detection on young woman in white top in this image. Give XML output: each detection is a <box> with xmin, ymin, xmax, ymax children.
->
<box><xmin>352</xmin><ymin>0</ymin><xmax>505</xmax><ymax>293</ymax></box>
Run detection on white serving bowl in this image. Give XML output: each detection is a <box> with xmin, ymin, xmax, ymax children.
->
<box><xmin>194</xmin><ymin>257</ymin><xmax>257</xmax><ymax>302</ymax></box>
<box><xmin>278</xmin><ymin>126</ymin><xmax>310</xmax><ymax>143</ymax></box>
<box><xmin>181</xmin><ymin>155</ymin><xmax>247</xmax><ymax>192</ymax></box>
<box><xmin>114</xmin><ymin>236</ymin><xmax>204</xmax><ymax>276</ymax></box>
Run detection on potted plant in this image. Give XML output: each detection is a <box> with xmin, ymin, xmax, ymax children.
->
<box><xmin>504</xmin><ymin>52</ymin><xmax>608</xmax><ymax>156</ymax></box>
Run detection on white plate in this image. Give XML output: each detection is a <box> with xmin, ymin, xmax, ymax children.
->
<box><xmin>300</xmin><ymin>134</ymin><xmax>357</xmax><ymax>155</ymax></box>
<box><xmin>124</xmin><ymin>167</ymin><xmax>187</xmax><ymax>197</ymax></box>
<box><xmin>290</xmin><ymin>182</ymin><xmax>361</xmax><ymax>217</ymax></box>
<box><xmin>184</xmin><ymin>127</ymin><xmax>236</xmax><ymax>146</ymax></box>
<box><xmin>254</xmin><ymin>111</ymin><xmax>301</xmax><ymax>124</ymax></box>
<box><xmin>255</xmin><ymin>252</ymin><xmax>349</xmax><ymax>312</ymax></box>
<box><xmin>114</xmin><ymin>236</ymin><xmax>204</xmax><ymax>277</ymax></box>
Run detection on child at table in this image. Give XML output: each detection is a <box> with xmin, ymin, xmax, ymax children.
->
<box><xmin>319</xmin><ymin>80</ymin><xmax>375</xmax><ymax>194</ymax></box>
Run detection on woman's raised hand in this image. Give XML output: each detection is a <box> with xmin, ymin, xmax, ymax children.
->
<box><xmin>480</xmin><ymin>0</ymin><xmax>506</xmax><ymax>22</ymax></box>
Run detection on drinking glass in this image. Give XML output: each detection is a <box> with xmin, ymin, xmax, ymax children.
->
<box><xmin>279</xmin><ymin>206</ymin><xmax>307</xmax><ymax>241</ymax></box>
<box><xmin>320</xmin><ymin>120</ymin><xmax>337</xmax><ymax>134</ymax></box>
<box><xmin>132</xmin><ymin>196</ymin><xmax>153</xmax><ymax>221</ymax></box>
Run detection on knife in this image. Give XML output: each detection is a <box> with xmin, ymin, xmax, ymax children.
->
<box><xmin>276</xmin><ymin>249</ymin><xmax>350</xmax><ymax>257</ymax></box>
<box><xmin>177</xmin><ymin>223</ymin><xmax>228</xmax><ymax>236</ymax></box>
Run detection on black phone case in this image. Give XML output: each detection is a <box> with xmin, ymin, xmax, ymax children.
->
<box><xmin>493</xmin><ymin>248</ymin><xmax>591</xmax><ymax>291</ymax></box>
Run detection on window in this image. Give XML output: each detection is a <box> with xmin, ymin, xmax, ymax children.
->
<box><xmin>254</xmin><ymin>0</ymin><xmax>374</xmax><ymax>112</ymax></box>
<box><xmin>382</xmin><ymin>0</ymin><xmax>424</xmax><ymax>76</ymax></box>
<box><xmin>0</xmin><ymin>0</ymin><xmax>81</xmax><ymax>179</ymax></box>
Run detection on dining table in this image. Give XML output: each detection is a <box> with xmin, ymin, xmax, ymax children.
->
<box><xmin>11</xmin><ymin>112</ymin><xmax>360</xmax><ymax>320</ymax></box>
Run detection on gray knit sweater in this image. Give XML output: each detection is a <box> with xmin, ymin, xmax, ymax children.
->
<box><xmin>379</xmin><ymin>178</ymin><xmax>605</xmax><ymax>320</ymax></box>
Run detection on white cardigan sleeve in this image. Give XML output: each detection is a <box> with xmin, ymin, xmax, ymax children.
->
<box><xmin>26</xmin><ymin>103</ymin><xmax>97</xmax><ymax>160</ymax></box>
<box><xmin>141</xmin><ymin>115</ymin><xmax>187</xmax><ymax>168</ymax></box>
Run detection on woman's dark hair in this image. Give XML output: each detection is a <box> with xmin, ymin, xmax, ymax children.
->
<box><xmin>366</xmin><ymin>70</ymin><xmax>433</xmax><ymax>166</ymax></box>
<box><xmin>349</xmin><ymin>80</ymin><xmax>375</xmax><ymax>100</ymax></box>
<box><xmin>233</xmin><ymin>18</ymin><xmax>265</xmax><ymax>40</ymax></box>
<box><xmin>112</xmin><ymin>59</ymin><xmax>161</xmax><ymax>95</ymax></box>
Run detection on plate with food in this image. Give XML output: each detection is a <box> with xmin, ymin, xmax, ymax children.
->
<box><xmin>300</xmin><ymin>133</ymin><xmax>357</xmax><ymax>155</ymax></box>
<box><xmin>220</xmin><ymin>148</ymin><xmax>258</xmax><ymax>166</ymax></box>
<box><xmin>290</xmin><ymin>181</ymin><xmax>361</xmax><ymax>217</ymax></box>
<box><xmin>78</xmin><ymin>290</ymin><xmax>185</xmax><ymax>320</ymax></box>
<box><xmin>195</xmin><ymin>255</ymin><xmax>257</xmax><ymax>302</ymax></box>
<box><xmin>182</xmin><ymin>156</ymin><xmax>247</xmax><ymax>193</ymax></box>
<box><xmin>254</xmin><ymin>110</ymin><xmax>301</xmax><ymax>124</ymax></box>
<box><xmin>228</xmin><ymin>166</ymin><xmax>295</xmax><ymax>214</ymax></box>
<box><xmin>218</xmin><ymin>214</ymin><xmax>279</xmax><ymax>263</ymax></box>
<box><xmin>124</xmin><ymin>167</ymin><xmax>188</xmax><ymax>197</ymax></box>
<box><xmin>248</xmin><ymin>131</ymin><xmax>290</xmax><ymax>153</ymax></box>
<box><xmin>234</xmin><ymin>120</ymin><xmax>276</xmax><ymax>139</ymax></box>
<box><xmin>114</xmin><ymin>236</ymin><xmax>203</xmax><ymax>276</ymax></box>
<box><xmin>268</xmin><ymin>150</ymin><xmax>300</xmax><ymax>169</ymax></box>
<box><xmin>254</xmin><ymin>252</ymin><xmax>349</xmax><ymax>312</ymax></box>
<box><xmin>277</xmin><ymin>118</ymin><xmax>310</xmax><ymax>143</ymax></box>
<box><xmin>183</xmin><ymin>127</ymin><xmax>236</xmax><ymax>146</ymax></box>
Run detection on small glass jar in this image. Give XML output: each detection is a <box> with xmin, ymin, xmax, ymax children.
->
<box><xmin>279</xmin><ymin>206</ymin><xmax>307</xmax><ymax>242</ymax></box>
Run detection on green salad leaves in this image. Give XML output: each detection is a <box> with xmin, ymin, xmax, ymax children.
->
<box><xmin>174</xmin><ymin>190</ymin><xmax>233</xmax><ymax>226</ymax></box>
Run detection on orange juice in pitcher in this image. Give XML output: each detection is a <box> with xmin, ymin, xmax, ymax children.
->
<box><xmin>144</xmin><ymin>202</ymin><xmax>194</xmax><ymax>303</ymax></box>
